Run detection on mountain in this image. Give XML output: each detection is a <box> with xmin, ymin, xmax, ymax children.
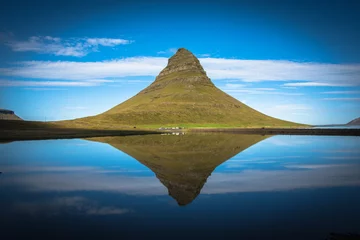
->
<box><xmin>88</xmin><ymin>133</ymin><xmax>269</xmax><ymax>206</ymax></box>
<box><xmin>62</xmin><ymin>48</ymin><xmax>302</xmax><ymax>128</ymax></box>
<box><xmin>0</xmin><ymin>109</ymin><xmax>22</xmax><ymax>121</ymax></box>
<box><xmin>347</xmin><ymin>117</ymin><xmax>360</xmax><ymax>125</ymax></box>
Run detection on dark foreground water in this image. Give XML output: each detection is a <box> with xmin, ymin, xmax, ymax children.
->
<box><xmin>0</xmin><ymin>134</ymin><xmax>360</xmax><ymax>240</ymax></box>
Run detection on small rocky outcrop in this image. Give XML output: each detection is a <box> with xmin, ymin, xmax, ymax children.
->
<box><xmin>0</xmin><ymin>109</ymin><xmax>22</xmax><ymax>120</ymax></box>
<box><xmin>347</xmin><ymin>117</ymin><xmax>360</xmax><ymax>125</ymax></box>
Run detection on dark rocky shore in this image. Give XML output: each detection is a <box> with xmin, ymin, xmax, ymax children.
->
<box><xmin>1</xmin><ymin>120</ymin><xmax>359</xmax><ymax>141</ymax></box>
<box><xmin>0</xmin><ymin>120</ymin><xmax>160</xmax><ymax>141</ymax></box>
<box><xmin>190</xmin><ymin>127</ymin><xmax>360</xmax><ymax>136</ymax></box>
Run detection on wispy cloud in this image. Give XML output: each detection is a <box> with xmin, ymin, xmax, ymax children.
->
<box><xmin>323</xmin><ymin>98</ymin><xmax>360</xmax><ymax>101</ymax></box>
<box><xmin>4</xmin><ymin>36</ymin><xmax>132</xmax><ymax>57</ymax></box>
<box><xmin>200</xmin><ymin>58</ymin><xmax>360</xmax><ymax>85</ymax></box>
<box><xmin>322</xmin><ymin>156</ymin><xmax>360</xmax><ymax>160</ymax></box>
<box><xmin>197</xmin><ymin>53</ymin><xmax>211</xmax><ymax>57</ymax></box>
<box><xmin>291</xmin><ymin>112</ymin><xmax>310</xmax><ymax>116</ymax></box>
<box><xmin>223</xmin><ymin>88</ymin><xmax>302</xmax><ymax>96</ymax></box>
<box><xmin>223</xmin><ymin>83</ymin><xmax>247</xmax><ymax>89</ymax></box>
<box><xmin>321</xmin><ymin>91</ymin><xmax>360</xmax><ymax>94</ymax></box>
<box><xmin>23</xmin><ymin>87</ymin><xmax>67</xmax><ymax>91</ymax></box>
<box><xmin>0</xmin><ymin>57</ymin><xmax>359</xmax><ymax>87</ymax></box>
<box><xmin>285</xmin><ymin>164</ymin><xmax>353</xmax><ymax>169</ymax></box>
<box><xmin>0</xmin><ymin>58</ymin><xmax>166</xmax><ymax>80</ymax></box>
<box><xmin>281</xmin><ymin>86</ymin><xmax>298</xmax><ymax>89</ymax></box>
<box><xmin>157</xmin><ymin>48</ymin><xmax>177</xmax><ymax>55</ymax></box>
<box><xmin>271</xmin><ymin>104</ymin><xmax>311</xmax><ymax>111</ymax></box>
<box><xmin>125</xmin><ymin>80</ymin><xmax>152</xmax><ymax>83</ymax></box>
<box><xmin>283</xmin><ymin>82</ymin><xmax>352</xmax><ymax>87</ymax></box>
<box><xmin>86</xmin><ymin>38</ymin><xmax>131</xmax><ymax>46</ymax></box>
<box><xmin>259</xmin><ymin>104</ymin><xmax>312</xmax><ymax>123</ymax></box>
<box><xmin>0</xmin><ymin>79</ymin><xmax>102</xmax><ymax>87</ymax></box>
<box><xmin>221</xmin><ymin>83</ymin><xmax>300</xmax><ymax>96</ymax></box>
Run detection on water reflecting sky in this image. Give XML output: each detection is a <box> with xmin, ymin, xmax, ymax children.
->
<box><xmin>0</xmin><ymin>134</ymin><xmax>360</xmax><ymax>240</ymax></box>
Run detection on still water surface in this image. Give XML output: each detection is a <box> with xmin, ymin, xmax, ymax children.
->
<box><xmin>1</xmin><ymin>134</ymin><xmax>360</xmax><ymax>239</ymax></box>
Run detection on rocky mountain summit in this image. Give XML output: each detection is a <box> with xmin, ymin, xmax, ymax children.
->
<box><xmin>0</xmin><ymin>109</ymin><xmax>22</xmax><ymax>120</ymax></box>
<box><xmin>142</xmin><ymin>48</ymin><xmax>214</xmax><ymax>93</ymax></box>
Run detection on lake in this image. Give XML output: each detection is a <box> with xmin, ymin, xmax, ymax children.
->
<box><xmin>1</xmin><ymin>134</ymin><xmax>360</xmax><ymax>240</ymax></box>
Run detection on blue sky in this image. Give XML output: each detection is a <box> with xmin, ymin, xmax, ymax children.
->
<box><xmin>0</xmin><ymin>0</ymin><xmax>359</xmax><ymax>125</ymax></box>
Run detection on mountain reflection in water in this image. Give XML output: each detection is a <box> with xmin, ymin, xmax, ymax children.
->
<box><xmin>1</xmin><ymin>134</ymin><xmax>360</xmax><ymax>240</ymax></box>
<box><xmin>87</xmin><ymin>134</ymin><xmax>268</xmax><ymax>206</ymax></box>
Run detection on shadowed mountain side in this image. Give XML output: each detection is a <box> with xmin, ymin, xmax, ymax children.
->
<box><xmin>88</xmin><ymin>134</ymin><xmax>269</xmax><ymax>206</ymax></box>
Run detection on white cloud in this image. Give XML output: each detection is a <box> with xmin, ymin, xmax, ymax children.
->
<box><xmin>224</xmin><ymin>88</ymin><xmax>302</xmax><ymax>96</ymax></box>
<box><xmin>200</xmin><ymin>58</ymin><xmax>360</xmax><ymax>85</ymax></box>
<box><xmin>0</xmin><ymin>58</ymin><xmax>166</xmax><ymax>80</ymax></box>
<box><xmin>0</xmin><ymin>79</ymin><xmax>101</xmax><ymax>87</ymax></box>
<box><xmin>323</xmin><ymin>98</ymin><xmax>360</xmax><ymax>101</ymax></box>
<box><xmin>285</xmin><ymin>164</ymin><xmax>355</xmax><ymax>169</ymax></box>
<box><xmin>197</xmin><ymin>53</ymin><xmax>211</xmax><ymax>57</ymax></box>
<box><xmin>259</xmin><ymin>104</ymin><xmax>312</xmax><ymax>123</ymax></box>
<box><xmin>0</xmin><ymin>57</ymin><xmax>359</xmax><ymax>87</ymax></box>
<box><xmin>271</xmin><ymin>104</ymin><xmax>311</xmax><ymax>111</ymax></box>
<box><xmin>125</xmin><ymin>80</ymin><xmax>152</xmax><ymax>84</ymax></box>
<box><xmin>86</xmin><ymin>38</ymin><xmax>131</xmax><ymax>46</ymax></box>
<box><xmin>224</xmin><ymin>83</ymin><xmax>247</xmax><ymax>89</ymax></box>
<box><xmin>291</xmin><ymin>112</ymin><xmax>310</xmax><ymax>116</ymax></box>
<box><xmin>281</xmin><ymin>86</ymin><xmax>298</xmax><ymax>89</ymax></box>
<box><xmin>157</xmin><ymin>48</ymin><xmax>177</xmax><ymax>55</ymax></box>
<box><xmin>283</xmin><ymin>82</ymin><xmax>351</xmax><ymax>87</ymax></box>
<box><xmin>322</xmin><ymin>156</ymin><xmax>360</xmax><ymax>160</ymax></box>
<box><xmin>321</xmin><ymin>91</ymin><xmax>360</xmax><ymax>94</ymax></box>
<box><xmin>4</xmin><ymin>36</ymin><xmax>132</xmax><ymax>57</ymax></box>
<box><xmin>23</xmin><ymin>87</ymin><xmax>67</xmax><ymax>91</ymax></box>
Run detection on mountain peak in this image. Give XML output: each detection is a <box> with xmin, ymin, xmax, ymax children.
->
<box><xmin>144</xmin><ymin>48</ymin><xmax>213</xmax><ymax>90</ymax></box>
<box><xmin>171</xmin><ymin>47</ymin><xmax>195</xmax><ymax>58</ymax></box>
<box><xmin>166</xmin><ymin>47</ymin><xmax>202</xmax><ymax>69</ymax></box>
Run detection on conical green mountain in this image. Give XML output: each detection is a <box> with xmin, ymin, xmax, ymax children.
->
<box><xmin>68</xmin><ymin>48</ymin><xmax>300</xmax><ymax>128</ymax></box>
<box><xmin>88</xmin><ymin>133</ymin><xmax>269</xmax><ymax>206</ymax></box>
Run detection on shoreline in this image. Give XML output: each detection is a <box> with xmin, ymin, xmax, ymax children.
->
<box><xmin>1</xmin><ymin>120</ymin><xmax>359</xmax><ymax>141</ymax></box>
<box><xmin>0</xmin><ymin>129</ymin><xmax>161</xmax><ymax>141</ymax></box>
<box><xmin>0</xmin><ymin>127</ymin><xmax>359</xmax><ymax>141</ymax></box>
<box><xmin>189</xmin><ymin>127</ymin><xmax>360</xmax><ymax>136</ymax></box>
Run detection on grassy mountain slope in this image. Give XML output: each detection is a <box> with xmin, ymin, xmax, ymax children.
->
<box><xmin>59</xmin><ymin>48</ymin><xmax>304</xmax><ymax>129</ymax></box>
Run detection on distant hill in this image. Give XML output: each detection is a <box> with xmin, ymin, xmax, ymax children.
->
<box><xmin>60</xmin><ymin>48</ymin><xmax>303</xmax><ymax>129</ymax></box>
<box><xmin>347</xmin><ymin>117</ymin><xmax>360</xmax><ymax>125</ymax></box>
<box><xmin>0</xmin><ymin>109</ymin><xmax>22</xmax><ymax>121</ymax></box>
